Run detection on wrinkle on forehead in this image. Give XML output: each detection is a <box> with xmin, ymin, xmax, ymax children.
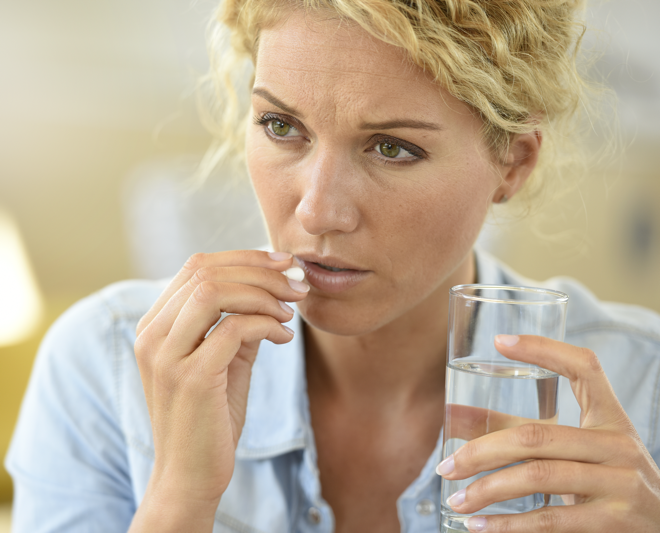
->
<box><xmin>254</xmin><ymin>10</ymin><xmax>444</xmax><ymax>130</ymax></box>
<box><xmin>257</xmin><ymin>10</ymin><xmax>420</xmax><ymax>79</ymax></box>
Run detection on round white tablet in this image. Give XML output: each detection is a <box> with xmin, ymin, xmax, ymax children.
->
<box><xmin>284</xmin><ymin>267</ymin><xmax>305</xmax><ymax>282</ymax></box>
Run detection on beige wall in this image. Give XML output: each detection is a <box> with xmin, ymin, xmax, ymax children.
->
<box><xmin>0</xmin><ymin>0</ymin><xmax>215</xmax><ymax>299</ymax></box>
<box><xmin>483</xmin><ymin>139</ymin><xmax>660</xmax><ymax>314</ymax></box>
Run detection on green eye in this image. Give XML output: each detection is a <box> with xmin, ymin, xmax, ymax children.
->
<box><xmin>379</xmin><ymin>142</ymin><xmax>401</xmax><ymax>158</ymax></box>
<box><xmin>271</xmin><ymin>120</ymin><xmax>291</xmax><ymax>136</ymax></box>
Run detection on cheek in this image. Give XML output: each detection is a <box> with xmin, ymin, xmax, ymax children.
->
<box><xmin>246</xmin><ymin>129</ymin><xmax>300</xmax><ymax>237</ymax></box>
<box><xmin>379</xmin><ymin>162</ymin><xmax>493</xmax><ymax>282</ymax></box>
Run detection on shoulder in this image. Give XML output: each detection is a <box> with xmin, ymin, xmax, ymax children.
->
<box><xmin>37</xmin><ymin>277</ymin><xmax>170</xmax><ymax>412</ymax></box>
<box><xmin>498</xmin><ymin>264</ymin><xmax>660</xmax><ymax>348</ymax></box>
<box><xmin>477</xmin><ymin>248</ymin><xmax>660</xmax><ymax>347</ymax></box>
<box><xmin>29</xmin><ymin>278</ymin><xmax>169</xmax><ymax>430</ymax></box>
<box><xmin>56</xmin><ymin>278</ymin><xmax>168</xmax><ymax>331</ymax></box>
<box><xmin>5</xmin><ymin>279</ymin><xmax>170</xmax><ymax>524</ymax></box>
<box><xmin>44</xmin><ymin>278</ymin><xmax>168</xmax><ymax>354</ymax></box>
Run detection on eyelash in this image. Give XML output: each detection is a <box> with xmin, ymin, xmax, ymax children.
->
<box><xmin>253</xmin><ymin>112</ymin><xmax>426</xmax><ymax>166</ymax></box>
<box><xmin>253</xmin><ymin>112</ymin><xmax>300</xmax><ymax>135</ymax></box>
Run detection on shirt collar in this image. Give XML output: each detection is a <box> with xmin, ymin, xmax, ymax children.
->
<box><xmin>474</xmin><ymin>245</ymin><xmax>506</xmax><ymax>285</ymax></box>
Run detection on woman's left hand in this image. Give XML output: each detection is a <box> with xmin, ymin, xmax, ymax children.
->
<box><xmin>438</xmin><ymin>335</ymin><xmax>660</xmax><ymax>532</ymax></box>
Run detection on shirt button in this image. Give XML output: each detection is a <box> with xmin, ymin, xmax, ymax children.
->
<box><xmin>415</xmin><ymin>499</ymin><xmax>436</xmax><ymax>516</ymax></box>
<box><xmin>307</xmin><ymin>507</ymin><xmax>322</xmax><ymax>525</ymax></box>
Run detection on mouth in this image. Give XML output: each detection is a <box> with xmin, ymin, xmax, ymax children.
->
<box><xmin>314</xmin><ymin>262</ymin><xmax>352</xmax><ymax>273</ymax></box>
<box><xmin>294</xmin><ymin>255</ymin><xmax>371</xmax><ymax>294</ymax></box>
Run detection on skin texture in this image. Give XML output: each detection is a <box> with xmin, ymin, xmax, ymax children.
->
<box><xmin>128</xmin><ymin>8</ymin><xmax>659</xmax><ymax>533</ymax></box>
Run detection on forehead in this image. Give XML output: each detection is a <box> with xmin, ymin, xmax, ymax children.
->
<box><xmin>254</xmin><ymin>10</ymin><xmax>457</xmax><ymax>120</ymax></box>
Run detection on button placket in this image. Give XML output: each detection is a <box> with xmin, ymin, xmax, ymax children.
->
<box><xmin>415</xmin><ymin>499</ymin><xmax>436</xmax><ymax>516</ymax></box>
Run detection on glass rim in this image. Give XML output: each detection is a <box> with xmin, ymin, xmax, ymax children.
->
<box><xmin>450</xmin><ymin>284</ymin><xmax>569</xmax><ymax>304</ymax></box>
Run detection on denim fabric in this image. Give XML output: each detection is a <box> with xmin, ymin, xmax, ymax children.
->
<box><xmin>6</xmin><ymin>248</ymin><xmax>660</xmax><ymax>532</ymax></box>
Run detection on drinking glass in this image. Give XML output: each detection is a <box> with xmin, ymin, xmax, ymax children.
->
<box><xmin>440</xmin><ymin>285</ymin><xmax>568</xmax><ymax>533</ymax></box>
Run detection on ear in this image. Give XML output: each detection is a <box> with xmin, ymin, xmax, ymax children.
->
<box><xmin>493</xmin><ymin>130</ymin><xmax>542</xmax><ymax>204</ymax></box>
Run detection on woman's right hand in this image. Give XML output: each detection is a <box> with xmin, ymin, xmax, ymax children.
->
<box><xmin>129</xmin><ymin>250</ymin><xmax>309</xmax><ymax>529</ymax></box>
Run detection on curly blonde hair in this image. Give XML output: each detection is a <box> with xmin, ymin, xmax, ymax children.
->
<box><xmin>199</xmin><ymin>0</ymin><xmax>603</xmax><ymax>207</ymax></box>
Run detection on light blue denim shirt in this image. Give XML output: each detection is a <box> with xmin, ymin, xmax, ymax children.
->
<box><xmin>6</xmin><ymin>249</ymin><xmax>660</xmax><ymax>532</ymax></box>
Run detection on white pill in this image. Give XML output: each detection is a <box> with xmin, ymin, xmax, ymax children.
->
<box><xmin>284</xmin><ymin>267</ymin><xmax>305</xmax><ymax>282</ymax></box>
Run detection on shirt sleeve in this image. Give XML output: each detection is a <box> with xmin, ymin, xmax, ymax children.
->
<box><xmin>4</xmin><ymin>294</ymin><xmax>135</xmax><ymax>533</ymax></box>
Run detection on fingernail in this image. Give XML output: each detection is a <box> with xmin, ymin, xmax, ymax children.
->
<box><xmin>436</xmin><ymin>454</ymin><xmax>455</xmax><ymax>476</ymax></box>
<box><xmin>268</xmin><ymin>251</ymin><xmax>292</xmax><ymax>261</ymax></box>
<box><xmin>278</xmin><ymin>300</ymin><xmax>294</xmax><ymax>314</ymax></box>
<box><xmin>282</xmin><ymin>325</ymin><xmax>294</xmax><ymax>336</ymax></box>
<box><xmin>496</xmin><ymin>334</ymin><xmax>519</xmax><ymax>347</ymax></box>
<box><xmin>288</xmin><ymin>278</ymin><xmax>310</xmax><ymax>293</ymax></box>
<box><xmin>466</xmin><ymin>516</ymin><xmax>487</xmax><ymax>532</ymax></box>
<box><xmin>284</xmin><ymin>267</ymin><xmax>305</xmax><ymax>282</ymax></box>
<box><xmin>447</xmin><ymin>489</ymin><xmax>466</xmax><ymax>507</ymax></box>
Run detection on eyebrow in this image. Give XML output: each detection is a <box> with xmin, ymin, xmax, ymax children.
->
<box><xmin>359</xmin><ymin>119</ymin><xmax>443</xmax><ymax>131</ymax></box>
<box><xmin>252</xmin><ymin>88</ymin><xmax>302</xmax><ymax>117</ymax></box>
<box><xmin>252</xmin><ymin>87</ymin><xmax>443</xmax><ymax>132</ymax></box>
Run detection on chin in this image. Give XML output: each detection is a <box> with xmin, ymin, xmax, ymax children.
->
<box><xmin>296</xmin><ymin>296</ymin><xmax>390</xmax><ymax>337</ymax></box>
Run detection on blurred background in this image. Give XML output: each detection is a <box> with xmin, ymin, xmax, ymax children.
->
<box><xmin>0</xmin><ymin>0</ymin><xmax>658</xmax><ymax>528</ymax></box>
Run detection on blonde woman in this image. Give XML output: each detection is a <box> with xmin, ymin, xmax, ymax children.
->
<box><xmin>6</xmin><ymin>1</ymin><xmax>660</xmax><ymax>532</ymax></box>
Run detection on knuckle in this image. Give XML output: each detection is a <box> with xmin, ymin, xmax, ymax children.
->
<box><xmin>623</xmin><ymin>467</ymin><xmax>643</xmax><ymax>493</ymax></box>
<box><xmin>133</xmin><ymin>332</ymin><xmax>150</xmax><ymax>362</ymax></box>
<box><xmin>190</xmin><ymin>267</ymin><xmax>220</xmax><ymax>290</ymax></box>
<box><xmin>617</xmin><ymin>432</ymin><xmax>641</xmax><ymax>462</ymax></box>
<box><xmin>580</xmin><ymin>347</ymin><xmax>602</xmax><ymax>373</ymax></box>
<box><xmin>255</xmin><ymin>303</ymin><xmax>271</xmax><ymax>318</ymax></box>
<box><xmin>136</xmin><ymin>314</ymin><xmax>149</xmax><ymax>336</ymax></box>
<box><xmin>253</xmin><ymin>267</ymin><xmax>287</xmax><ymax>292</ymax></box>
<box><xmin>183</xmin><ymin>252</ymin><xmax>207</xmax><ymax>273</ymax></box>
<box><xmin>468</xmin><ymin>474</ymin><xmax>492</xmax><ymax>502</ymax></box>
<box><xmin>217</xmin><ymin>314</ymin><xmax>241</xmax><ymax>337</ymax></box>
<box><xmin>516</xmin><ymin>423</ymin><xmax>550</xmax><ymax>449</ymax></box>
<box><xmin>498</xmin><ymin>519</ymin><xmax>515</xmax><ymax>533</ymax></box>
<box><xmin>524</xmin><ymin>459</ymin><xmax>553</xmax><ymax>486</ymax></box>
<box><xmin>191</xmin><ymin>266</ymin><xmax>216</xmax><ymax>284</ymax></box>
<box><xmin>193</xmin><ymin>280</ymin><xmax>220</xmax><ymax>305</ymax></box>
<box><xmin>134</xmin><ymin>324</ymin><xmax>158</xmax><ymax>364</ymax></box>
<box><xmin>536</xmin><ymin>508</ymin><xmax>560</xmax><ymax>532</ymax></box>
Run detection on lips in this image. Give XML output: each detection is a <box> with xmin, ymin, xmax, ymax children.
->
<box><xmin>294</xmin><ymin>254</ymin><xmax>371</xmax><ymax>294</ymax></box>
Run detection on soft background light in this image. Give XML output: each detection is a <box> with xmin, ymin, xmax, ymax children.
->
<box><xmin>0</xmin><ymin>210</ymin><xmax>44</xmax><ymax>346</ymax></box>
<box><xmin>0</xmin><ymin>0</ymin><xmax>658</xmax><ymax>528</ymax></box>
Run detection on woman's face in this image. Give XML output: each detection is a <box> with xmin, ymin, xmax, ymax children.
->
<box><xmin>246</xmin><ymin>10</ymin><xmax>507</xmax><ymax>336</ymax></box>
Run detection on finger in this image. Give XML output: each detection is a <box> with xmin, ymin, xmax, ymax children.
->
<box><xmin>447</xmin><ymin>460</ymin><xmax>623</xmax><ymax>515</ymax></box>
<box><xmin>440</xmin><ymin>423</ymin><xmax>631</xmax><ymax>481</ymax></box>
<box><xmin>494</xmin><ymin>335</ymin><xmax>626</xmax><ymax>428</ymax></box>
<box><xmin>445</xmin><ymin>403</ymin><xmax>558</xmax><ymax>442</ymax></box>
<box><xmin>162</xmin><ymin>281</ymin><xmax>296</xmax><ymax>357</ymax></box>
<box><xmin>194</xmin><ymin>313</ymin><xmax>294</xmax><ymax>371</ymax></box>
<box><xmin>463</xmin><ymin>502</ymin><xmax>610</xmax><ymax>533</ymax></box>
<box><xmin>142</xmin><ymin>264</ymin><xmax>309</xmax><ymax>343</ymax></box>
<box><xmin>137</xmin><ymin>250</ymin><xmax>294</xmax><ymax>336</ymax></box>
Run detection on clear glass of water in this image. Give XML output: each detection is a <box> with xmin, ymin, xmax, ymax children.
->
<box><xmin>440</xmin><ymin>285</ymin><xmax>568</xmax><ymax>533</ymax></box>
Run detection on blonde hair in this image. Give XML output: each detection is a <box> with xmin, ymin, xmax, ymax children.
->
<box><xmin>199</xmin><ymin>0</ymin><xmax>605</xmax><ymax>207</ymax></box>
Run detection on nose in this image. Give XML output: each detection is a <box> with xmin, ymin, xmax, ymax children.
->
<box><xmin>295</xmin><ymin>149</ymin><xmax>360</xmax><ymax>236</ymax></box>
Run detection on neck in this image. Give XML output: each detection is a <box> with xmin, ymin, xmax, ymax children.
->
<box><xmin>304</xmin><ymin>251</ymin><xmax>476</xmax><ymax>413</ymax></box>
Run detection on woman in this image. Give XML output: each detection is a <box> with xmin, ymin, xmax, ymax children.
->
<box><xmin>6</xmin><ymin>1</ymin><xmax>660</xmax><ymax>532</ymax></box>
